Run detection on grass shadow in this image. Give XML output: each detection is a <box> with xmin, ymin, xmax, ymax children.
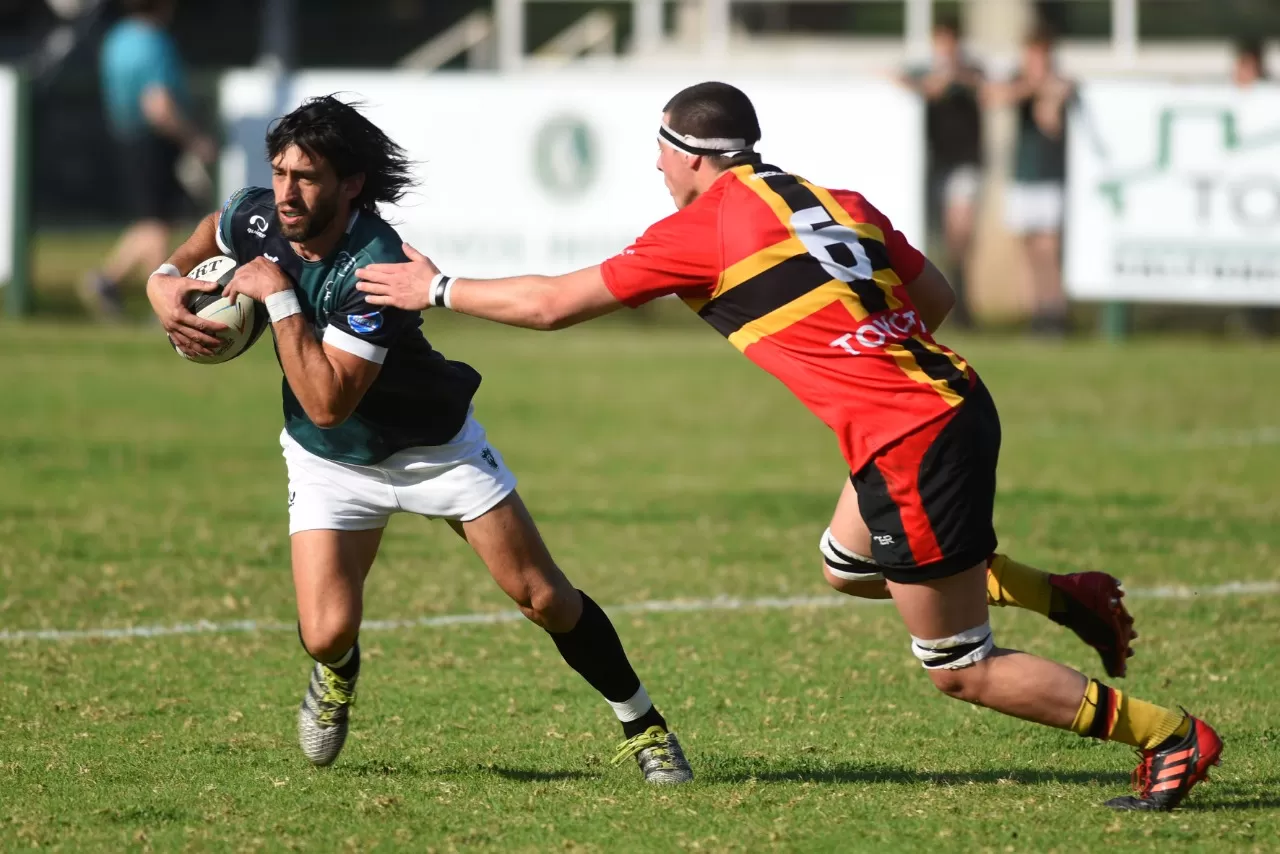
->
<box><xmin>1195</xmin><ymin>796</ymin><xmax>1280</xmax><ymax>811</ymax></box>
<box><xmin>325</xmin><ymin>760</ymin><xmax>599</xmax><ymax>783</ymax></box>
<box><xmin>1191</xmin><ymin>782</ymin><xmax>1280</xmax><ymax>811</ymax></box>
<box><xmin>480</xmin><ymin>766</ymin><xmax>600</xmax><ymax>783</ymax></box>
<box><xmin>704</xmin><ymin>761</ymin><xmax>1125</xmax><ymax>788</ymax></box>
<box><xmin>99</xmin><ymin>805</ymin><xmax>187</xmax><ymax>824</ymax></box>
<box><xmin>343</xmin><ymin>760</ymin><xmax>426</xmax><ymax>778</ymax></box>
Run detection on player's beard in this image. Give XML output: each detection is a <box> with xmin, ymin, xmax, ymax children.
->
<box><xmin>277</xmin><ymin>191</ymin><xmax>340</xmax><ymax>242</ymax></box>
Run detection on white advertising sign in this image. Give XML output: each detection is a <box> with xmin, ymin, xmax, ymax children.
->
<box><xmin>220</xmin><ymin>72</ymin><xmax>923</xmax><ymax>279</ymax></box>
<box><xmin>1067</xmin><ymin>81</ymin><xmax>1280</xmax><ymax>305</ymax></box>
<box><xmin>0</xmin><ymin>68</ymin><xmax>16</xmax><ymax>287</ymax></box>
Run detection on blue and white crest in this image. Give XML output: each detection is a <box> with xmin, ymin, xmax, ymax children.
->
<box><xmin>347</xmin><ymin>311</ymin><xmax>384</xmax><ymax>335</ymax></box>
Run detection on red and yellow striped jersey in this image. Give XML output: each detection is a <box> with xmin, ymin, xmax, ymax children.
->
<box><xmin>600</xmin><ymin>163</ymin><xmax>974</xmax><ymax>475</ymax></box>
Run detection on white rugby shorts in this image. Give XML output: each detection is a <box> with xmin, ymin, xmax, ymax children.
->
<box><xmin>281</xmin><ymin>415</ymin><xmax>517</xmax><ymax>535</ymax></box>
<box><xmin>942</xmin><ymin>164</ymin><xmax>982</xmax><ymax>208</ymax></box>
<box><xmin>1004</xmin><ymin>181</ymin><xmax>1064</xmax><ymax>235</ymax></box>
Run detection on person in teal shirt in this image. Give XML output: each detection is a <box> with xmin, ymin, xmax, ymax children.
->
<box><xmin>83</xmin><ymin>0</ymin><xmax>216</xmax><ymax>319</ymax></box>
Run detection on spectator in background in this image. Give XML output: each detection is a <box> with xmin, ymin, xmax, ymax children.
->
<box><xmin>987</xmin><ymin>25</ymin><xmax>1074</xmax><ymax>337</ymax></box>
<box><xmin>1231</xmin><ymin>38</ymin><xmax>1273</xmax><ymax>337</ymax></box>
<box><xmin>900</xmin><ymin>15</ymin><xmax>984</xmax><ymax>330</ymax></box>
<box><xmin>81</xmin><ymin>0</ymin><xmax>216</xmax><ymax>319</ymax></box>
<box><xmin>1233</xmin><ymin>37</ymin><xmax>1268</xmax><ymax>88</ymax></box>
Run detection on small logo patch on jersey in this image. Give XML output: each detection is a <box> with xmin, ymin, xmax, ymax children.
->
<box><xmin>347</xmin><ymin>312</ymin><xmax>383</xmax><ymax>335</ymax></box>
<box><xmin>334</xmin><ymin>252</ymin><xmax>357</xmax><ymax>278</ymax></box>
<box><xmin>480</xmin><ymin>448</ymin><xmax>499</xmax><ymax>471</ymax></box>
<box><xmin>873</xmin><ymin>534</ymin><xmax>895</xmax><ymax>546</ymax></box>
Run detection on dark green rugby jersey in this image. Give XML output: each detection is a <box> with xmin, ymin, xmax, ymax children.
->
<box><xmin>216</xmin><ymin>186</ymin><xmax>480</xmax><ymax>465</ymax></box>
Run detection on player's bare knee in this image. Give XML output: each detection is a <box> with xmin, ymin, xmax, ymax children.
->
<box><xmin>822</xmin><ymin>563</ymin><xmax>851</xmax><ymax>591</ymax></box>
<box><xmin>820</xmin><ymin>527</ymin><xmax>886</xmax><ymax>596</ymax></box>
<box><xmin>507</xmin><ymin>568</ymin><xmax>579</xmax><ymax>632</ymax></box>
<box><xmin>911</xmin><ymin>622</ymin><xmax>995</xmax><ymax>703</ymax></box>
<box><xmin>823</xmin><ymin>565</ymin><xmax>890</xmax><ymax>598</ymax></box>
<box><xmin>298</xmin><ymin>614</ymin><xmax>359</xmax><ymax>662</ymax></box>
<box><xmin>926</xmin><ymin>662</ymin><xmax>991</xmax><ymax>703</ymax></box>
<box><xmin>525</xmin><ymin>581</ymin><xmax>581</xmax><ymax>633</ymax></box>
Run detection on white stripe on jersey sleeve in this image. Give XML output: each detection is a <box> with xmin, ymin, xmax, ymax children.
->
<box><xmin>322</xmin><ymin>325</ymin><xmax>389</xmax><ymax>365</ymax></box>
<box><xmin>215</xmin><ymin>214</ymin><xmax>233</xmax><ymax>256</ymax></box>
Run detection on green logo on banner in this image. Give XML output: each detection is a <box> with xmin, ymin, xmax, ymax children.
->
<box><xmin>534</xmin><ymin>116</ymin><xmax>596</xmax><ymax>198</ymax></box>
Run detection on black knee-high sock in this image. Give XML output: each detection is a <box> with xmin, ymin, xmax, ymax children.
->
<box><xmin>326</xmin><ymin>641</ymin><xmax>360</xmax><ymax>680</ymax></box>
<box><xmin>549</xmin><ymin>590</ymin><xmax>667</xmax><ymax>738</ymax></box>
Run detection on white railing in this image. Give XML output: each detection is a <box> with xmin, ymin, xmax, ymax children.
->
<box><xmin>489</xmin><ymin>0</ymin><xmax>1158</xmax><ymax>71</ymax></box>
<box><xmin>535</xmin><ymin>9</ymin><xmax>618</xmax><ymax>64</ymax></box>
<box><xmin>495</xmin><ymin>0</ymin><xmax>948</xmax><ymax>69</ymax></box>
<box><xmin>399</xmin><ymin>10</ymin><xmax>496</xmax><ymax>71</ymax></box>
<box><xmin>487</xmin><ymin>0</ymin><xmax>1274</xmax><ymax>81</ymax></box>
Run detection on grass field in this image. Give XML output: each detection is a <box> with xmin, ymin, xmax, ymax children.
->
<box><xmin>3</xmin><ymin>315</ymin><xmax>1279</xmax><ymax>852</ymax></box>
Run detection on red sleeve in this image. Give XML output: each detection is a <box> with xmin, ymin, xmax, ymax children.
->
<box><xmin>840</xmin><ymin>192</ymin><xmax>926</xmax><ymax>284</ymax></box>
<box><xmin>883</xmin><ymin>221</ymin><xmax>926</xmax><ymax>283</ymax></box>
<box><xmin>600</xmin><ymin>200</ymin><xmax>720</xmax><ymax>308</ymax></box>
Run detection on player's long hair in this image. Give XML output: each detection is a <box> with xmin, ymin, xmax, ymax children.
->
<box><xmin>266</xmin><ymin>95</ymin><xmax>415</xmax><ymax>214</ymax></box>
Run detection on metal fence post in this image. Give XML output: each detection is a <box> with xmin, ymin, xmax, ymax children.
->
<box><xmin>5</xmin><ymin>68</ymin><xmax>32</xmax><ymax>318</ymax></box>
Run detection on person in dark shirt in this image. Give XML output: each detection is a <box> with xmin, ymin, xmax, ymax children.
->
<box><xmin>987</xmin><ymin>25</ymin><xmax>1075</xmax><ymax>336</ymax></box>
<box><xmin>901</xmin><ymin>16</ymin><xmax>985</xmax><ymax>329</ymax></box>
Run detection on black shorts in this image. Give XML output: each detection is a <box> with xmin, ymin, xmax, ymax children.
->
<box><xmin>116</xmin><ymin>132</ymin><xmax>183</xmax><ymax>222</ymax></box>
<box><xmin>851</xmin><ymin>380</ymin><xmax>1000</xmax><ymax>583</ymax></box>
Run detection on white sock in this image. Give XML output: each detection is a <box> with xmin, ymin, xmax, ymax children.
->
<box><xmin>607</xmin><ymin>685</ymin><xmax>653</xmax><ymax>723</ymax></box>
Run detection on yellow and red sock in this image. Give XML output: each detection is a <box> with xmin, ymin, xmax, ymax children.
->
<box><xmin>1070</xmin><ymin>679</ymin><xmax>1190</xmax><ymax>749</ymax></box>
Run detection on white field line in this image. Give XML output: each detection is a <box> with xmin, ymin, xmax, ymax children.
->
<box><xmin>2</xmin><ymin>580</ymin><xmax>1278</xmax><ymax>644</ymax></box>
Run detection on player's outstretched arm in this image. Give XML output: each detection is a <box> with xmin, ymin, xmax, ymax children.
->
<box><xmin>355</xmin><ymin>244</ymin><xmax>623</xmax><ymax>331</ymax></box>
<box><xmin>146</xmin><ymin>211</ymin><xmax>228</xmax><ymax>358</ymax></box>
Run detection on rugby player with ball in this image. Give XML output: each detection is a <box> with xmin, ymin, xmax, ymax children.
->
<box><xmin>145</xmin><ymin>96</ymin><xmax>692</xmax><ymax>784</ymax></box>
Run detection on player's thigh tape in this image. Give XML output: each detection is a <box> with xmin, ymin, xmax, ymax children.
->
<box><xmin>820</xmin><ymin>527</ymin><xmax>885</xmax><ymax>582</ymax></box>
<box><xmin>910</xmin><ymin>622</ymin><xmax>994</xmax><ymax>670</ymax></box>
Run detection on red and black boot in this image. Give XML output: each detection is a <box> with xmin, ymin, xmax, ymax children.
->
<box><xmin>1048</xmin><ymin>571</ymin><xmax>1136</xmax><ymax>678</ymax></box>
<box><xmin>1105</xmin><ymin>715</ymin><xmax>1223</xmax><ymax>811</ymax></box>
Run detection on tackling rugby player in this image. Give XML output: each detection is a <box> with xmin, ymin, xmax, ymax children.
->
<box><xmin>355</xmin><ymin>83</ymin><xmax>1221</xmax><ymax>811</ymax></box>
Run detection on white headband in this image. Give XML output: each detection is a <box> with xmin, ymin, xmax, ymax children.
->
<box><xmin>658</xmin><ymin>121</ymin><xmax>754</xmax><ymax>157</ymax></box>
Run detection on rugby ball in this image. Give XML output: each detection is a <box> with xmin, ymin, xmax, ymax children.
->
<box><xmin>173</xmin><ymin>256</ymin><xmax>269</xmax><ymax>364</ymax></box>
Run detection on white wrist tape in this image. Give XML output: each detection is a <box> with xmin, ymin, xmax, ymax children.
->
<box><xmin>152</xmin><ymin>263</ymin><xmax>181</xmax><ymax>279</ymax></box>
<box><xmin>264</xmin><ymin>289</ymin><xmax>303</xmax><ymax>323</ymax></box>
<box><xmin>430</xmin><ymin>273</ymin><xmax>455</xmax><ymax>309</ymax></box>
